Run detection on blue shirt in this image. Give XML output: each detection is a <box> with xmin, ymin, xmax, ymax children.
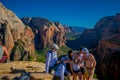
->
<box><xmin>45</xmin><ymin>50</ymin><xmax>58</xmax><ymax>73</ymax></box>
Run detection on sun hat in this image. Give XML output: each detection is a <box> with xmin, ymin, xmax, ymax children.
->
<box><xmin>51</xmin><ymin>44</ymin><xmax>59</xmax><ymax>50</ymax></box>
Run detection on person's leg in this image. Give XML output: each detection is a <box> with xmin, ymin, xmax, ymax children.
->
<box><xmin>84</xmin><ymin>68</ymin><xmax>88</xmax><ymax>80</ymax></box>
<box><xmin>86</xmin><ymin>68</ymin><xmax>94</xmax><ymax>80</ymax></box>
<box><xmin>77</xmin><ymin>72</ymin><xmax>82</xmax><ymax>80</ymax></box>
<box><xmin>81</xmin><ymin>68</ymin><xmax>86</xmax><ymax>80</ymax></box>
<box><xmin>73</xmin><ymin>73</ymin><xmax>77</xmax><ymax>80</ymax></box>
<box><xmin>82</xmin><ymin>74</ymin><xmax>86</xmax><ymax>80</ymax></box>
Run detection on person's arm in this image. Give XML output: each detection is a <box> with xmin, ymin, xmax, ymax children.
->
<box><xmin>90</xmin><ymin>54</ymin><xmax>96</xmax><ymax>68</ymax></box>
<box><xmin>70</xmin><ymin>61</ymin><xmax>74</xmax><ymax>75</ymax></box>
<box><xmin>46</xmin><ymin>52</ymin><xmax>51</xmax><ymax>73</ymax></box>
<box><xmin>60</xmin><ymin>64</ymin><xmax>65</xmax><ymax>80</ymax></box>
<box><xmin>3</xmin><ymin>46</ymin><xmax>9</xmax><ymax>59</ymax></box>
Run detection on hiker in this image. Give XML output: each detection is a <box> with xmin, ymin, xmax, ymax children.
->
<box><xmin>45</xmin><ymin>44</ymin><xmax>59</xmax><ymax>74</ymax></box>
<box><xmin>70</xmin><ymin>52</ymin><xmax>82</xmax><ymax>80</ymax></box>
<box><xmin>53</xmin><ymin>59</ymin><xmax>70</xmax><ymax>80</ymax></box>
<box><xmin>59</xmin><ymin>50</ymin><xmax>74</xmax><ymax>76</ymax></box>
<box><xmin>81</xmin><ymin>48</ymin><xmax>96</xmax><ymax>80</ymax></box>
<box><xmin>53</xmin><ymin>50</ymin><xmax>74</xmax><ymax>80</ymax></box>
<box><xmin>0</xmin><ymin>35</ymin><xmax>9</xmax><ymax>63</ymax></box>
<box><xmin>78</xmin><ymin>47</ymin><xmax>85</xmax><ymax>80</ymax></box>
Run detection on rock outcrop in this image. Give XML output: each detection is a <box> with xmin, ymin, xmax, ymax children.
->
<box><xmin>0</xmin><ymin>61</ymin><xmax>98</xmax><ymax>80</ymax></box>
<box><xmin>96</xmin><ymin>13</ymin><xmax>120</xmax><ymax>80</ymax></box>
<box><xmin>0</xmin><ymin>61</ymin><xmax>52</xmax><ymax>80</ymax></box>
<box><xmin>22</xmin><ymin>18</ymin><xmax>66</xmax><ymax>50</ymax></box>
<box><xmin>0</xmin><ymin>2</ymin><xmax>35</xmax><ymax>61</ymax></box>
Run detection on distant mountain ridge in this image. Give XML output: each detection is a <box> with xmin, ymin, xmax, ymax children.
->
<box><xmin>66</xmin><ymin>14</ymin><xmax>120</xmax><ymax>50</ymax></box>
<box><xmin>69</xmin><ymin>26</ymin><xmax>87</xmax><ymax>34</ymax></box>
<box><xmin>64</xmin><ymin>25</ymin><xmax>87</xmax><ymax>40</ymax></box>
<box><xmin>64</xmin><ymin>25</ymin><xmax>87</xmax><ymax>34</ymax></box>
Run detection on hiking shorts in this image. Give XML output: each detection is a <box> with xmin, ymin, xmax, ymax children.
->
<box><xmin>85</xmin><ymin>68</ymin><xmax>95</xmax><ymax>79</ymax></box>
<box><xmin>81</xmin><ymin>67</ymin><xmax>85</xmax><ymax>74</ymax></box>
<box><xmin>73</xmin><ymin>69</ymin><xmax>81</xmax><ymax>73</ymax></box>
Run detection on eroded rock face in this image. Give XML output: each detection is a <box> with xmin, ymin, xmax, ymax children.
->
<box><xmin>0</xmin><ymin>2</ymin><xmax>35</xmax><ymax>61</ymax></box>
<box><xmin>96</xmin><ymin>14</ymin><xmax>120</xmax><ymax>80</ymax></box>
<box><xmin>96</xmin><ymin>35</ymin><xmax>120</xmax><ymax>80</ymax></box>
<box><xmin>22</xmin><ymin>18</ymin><xmax>66</xmax><ymax>50</ymax></box>
<box><xmin>67</xmin><ymin>14</ymin><xmax>120</xmax><ymax>50</ymax></box>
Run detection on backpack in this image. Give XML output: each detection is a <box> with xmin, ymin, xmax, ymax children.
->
<box><xmin>19</xmin><ymin>71</ymin><xmax>31</xmax><ymax>80</ymax></box>
<box><xmin>0</xmin><ymin>45</ymin><xmax>3</xmax><ymax>59</ymax></box>
<box><xmin>46</xmin><ymin>50</ymin><xmax>52</xmax><ymax>59</ymax></box>
<box><xmin>58</xmin><ymin>55</ymin><xmax>67</xmax><ymax>62</ymax></box>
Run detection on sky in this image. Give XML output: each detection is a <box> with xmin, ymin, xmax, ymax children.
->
<box><xmin>0</xmin><ymin>0</ymin><xmax>120</xmax><ymax>28</ymax></box>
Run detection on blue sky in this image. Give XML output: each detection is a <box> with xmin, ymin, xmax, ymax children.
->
<box><xmin>0</xmin><ymin>0</ymin><xmax>120</xmax><ymax>28</ymax></box>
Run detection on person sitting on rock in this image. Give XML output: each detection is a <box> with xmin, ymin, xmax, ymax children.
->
<box><xmin>81</xmin><ymin>48</ymin><xmax>96</xmax><ymax>80</ymax></box>
<box><xmin>45</xmin><ymin>44</ymin><xmax>59</xmax><ymax>74</ymax></box>
<box><xmin>0</xmin><ymin>35</ymin><xmax>9</xmax><ymax>63</ymax></box>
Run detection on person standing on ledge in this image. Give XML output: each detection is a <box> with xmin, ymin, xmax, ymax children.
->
<box><xmin>45</xmin><ymin>44</ymin><xmax>59</xmax><ymax>74</ymax></box>
<box><xmin>81</xmin><ymin>48</ymin><xmax>96</xmax><ymax>80</ymax></box>
<box><xmin>0</xmin><ymin>35</ymin><xmax>9</xmax><ymax>63</ymax></box>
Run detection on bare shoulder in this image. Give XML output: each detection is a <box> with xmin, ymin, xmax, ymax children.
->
<box><xmin>88</xmin><ymin>53</ymin><xmax>94</xmax><ymax>58</ymax></box>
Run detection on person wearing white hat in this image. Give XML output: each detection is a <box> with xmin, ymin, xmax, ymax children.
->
<box><xmin>81</xmin><ymin>48</ymin><xmax>96</xmax><ymax>80</ymax></box>
<box><xmin>45</xmin><ymin>44</ymin><xmax>59</xmax><ymax>74</ymax></box>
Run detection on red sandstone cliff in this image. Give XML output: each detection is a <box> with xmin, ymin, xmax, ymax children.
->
<box><xmin>0</xmin><ymin>2</ymin><xmax>35</xmax><ymax>61</ymax></box>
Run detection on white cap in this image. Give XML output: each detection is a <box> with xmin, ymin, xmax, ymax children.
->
<box><xmin>51</xmin><ymin>44</ymin><xmax>59</xmax><ymax>50</ymax></box>
<box><xmin>81</xmin><ymin>48</ymin><xmax>89</xmax><ymax>53</ymax></box>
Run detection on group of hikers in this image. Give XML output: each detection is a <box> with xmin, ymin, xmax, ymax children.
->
<box><xmin>0</xmin><ymin>34</ymin><xmax>96</xmax><ymax>80</ymax></box>
<box><xmin>46</xmin><ymin>44</ymin><xmax>96</xmax><ymax>80</ymax></box>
